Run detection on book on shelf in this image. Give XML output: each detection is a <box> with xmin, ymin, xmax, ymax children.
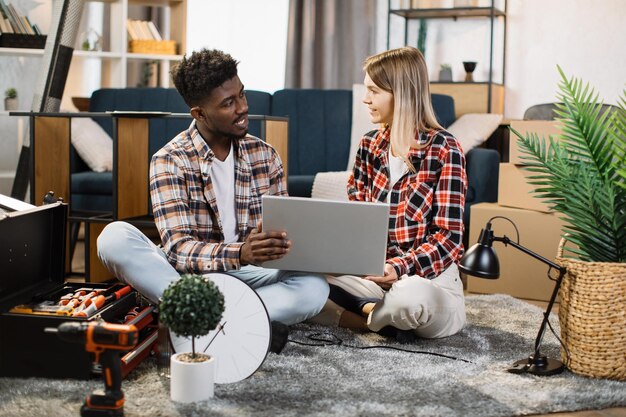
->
<box><xmin>0</xmin><ymin>0</ymin><xmax>40</xmax><ymax>36</ymax></box>
<box><xmin>0</xmin><ymin>16</ymin><xmax>11</xmax><ymax>33</ymax></box>
<box><xmin>126</xmin><ymin>19</ymin><xmax>165</xmax><ymax>41</ymax></box>
<box><xmin>23</xmin><ymin>16</ymin><xmax>35</xmax><ymax>35</ymax></box>
<box><xmin>147</xmin><ymin>21</ymin><xmax>162</xmax><ymax>41</ymax></box>
<box><xmin>138</xmin><ymin>21</ymin><xmax>152</xmax><ymax>39</ymax></box>
<box><xmin>126</xmin><ymin>19</ymin><xmax>139</xmax><ymax>40</ymax></box>
<box><xmin>7</xmin><ymin>3</ymin><xmax>26</xmax><ymax>33</ymax></box>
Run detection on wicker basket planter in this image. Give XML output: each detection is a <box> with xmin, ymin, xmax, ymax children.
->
<box><xmin>556</xmin><ymin>239</ymin><xmax>626</xmax><ymax>380</ymax></box>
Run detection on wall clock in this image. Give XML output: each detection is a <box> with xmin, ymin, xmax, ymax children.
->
<box><xmin>169</xmin><ymin>273</ymin><xmax>271</xmax><ymax>384</ymax></box>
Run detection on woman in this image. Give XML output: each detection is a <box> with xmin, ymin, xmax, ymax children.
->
<box><xmin>314</xmin><ymin>46</ymin><xmax>467</xmax><ymax>339</ymax></box>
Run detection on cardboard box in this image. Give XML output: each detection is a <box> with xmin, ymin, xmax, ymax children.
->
<box><xmin>466</xmin><ymin>203</ymin><xmax>565</xmax><ymax>301</ymax></box>
<box><xmin>508</xmin><ymin>120</ymin><xmax>562</xmax><ymax>165</ymax></box>
<box><xmin>498</xmin><ymin>163</ymin><xmax>552</xmax><ymax>213</ymax></box>
<box><xmin>0</xmin><ymin>202</ymin><xmax>157</xmax><ymax>379</ymax></box>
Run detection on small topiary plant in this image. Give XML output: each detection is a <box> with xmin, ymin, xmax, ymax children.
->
<box><xmin>5</xmin><ymin>88</ymin><xmax>17</xmax><ymax>99</ymax></box>
<box><xmin>159</xmin><ymin>274</ymin><xmax>225</xmax><ymax>360</ymax></box>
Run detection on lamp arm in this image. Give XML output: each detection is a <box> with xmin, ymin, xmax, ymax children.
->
<box><xmin>494</xmin><ymin>236</ymin><xmax>566</xmax><ymax>273</ymax></box>
<box><xmin>495</xmin><ymin>235</ymin><xmax>567</xmax><ymax>359</ymax></box>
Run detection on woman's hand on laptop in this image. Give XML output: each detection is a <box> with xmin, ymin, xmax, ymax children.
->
<box><xmin>363</xmin><ymin>264</ymin><xmax>398</xmax><ymax>290</ymax></box>
<box><xmin>240</xmin><ymin>221</ymin><xmax>291</xmax><ymax>265</ymax></box>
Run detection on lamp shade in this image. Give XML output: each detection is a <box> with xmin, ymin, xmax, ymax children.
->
<box><xmin>459</xmin><ymin>226</ymin><xmax>500</xmax><ymax>278</ymax></box>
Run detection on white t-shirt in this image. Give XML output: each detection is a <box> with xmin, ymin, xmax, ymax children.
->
<box><xmin>210</xmin><ymin>144</ymin><xmax>239</xmax><ymax>243</ymax></box>
<box><xmin>387</xmin><ymin>150</ymin><xmax>408</xmax><ymax>203</ymax></box>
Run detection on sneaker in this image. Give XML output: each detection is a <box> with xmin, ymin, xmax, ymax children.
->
<box><xmin>269</xmin><ymin>321</ymin><xmax>289</xmax><ymax>354</ymax></box>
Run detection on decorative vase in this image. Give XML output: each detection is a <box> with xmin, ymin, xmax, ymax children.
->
<box><xmin>462</xmin><ymin>61</ymin><xmax>477</xmax><ymax>82</ymax></box>
<box><xmin>439</xmin><ymin>67</ymin><xmax>453</xmax><ymax>82</ymax></box>
<box><xmin>4</xmin><ymin>98</ymin><xmax>18</xmax><ymax>111</ymax></box>
<box><xmin>556</xmin><ymin>239</ymin><xmax>626</xmax><ymax>381</ymax></box>
<box><xmin>170</xmin><ymin>353</ymin><xmax>215</xmax><ymax>402</ymax></box>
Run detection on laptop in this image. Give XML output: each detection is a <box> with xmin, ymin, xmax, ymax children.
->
<box><xmin>262</xmin><ymin>195</ymin><xmax>389</xmax><ymax>276</ymax></box>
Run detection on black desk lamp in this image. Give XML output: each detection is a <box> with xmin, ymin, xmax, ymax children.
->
<box><xmin>460</xmin><ymin>217</ymin><xmax>567</xmax><ymax>376</ymax></box>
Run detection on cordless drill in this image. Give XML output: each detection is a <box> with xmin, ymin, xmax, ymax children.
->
<box><xmin>47</xmin><ymin>321</ymin><xmax>139</xmax><ymax>417</ymax></box>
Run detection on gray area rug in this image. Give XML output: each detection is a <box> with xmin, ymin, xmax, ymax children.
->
<box><xmin>1</xmin><ymin>294</ymin><xmax>625</xmax><ymax>417</ymax></box>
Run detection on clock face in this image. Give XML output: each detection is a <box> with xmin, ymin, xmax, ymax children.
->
<box><xmin>169</xmin><ymin>273</ymin><xmax>271</xmax><ymax>384</ymax></box>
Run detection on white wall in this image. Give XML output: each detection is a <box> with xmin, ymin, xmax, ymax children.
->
<box><xmin>1</xmin><ymin>0</ymin><xmax>624</xmax><ymax>196</ymax></box>
<box><xmin>380</xmin><ymin>0</ymin><xmax>626</xmax><ymax>118</ymax></box>
<box><xmin>504</xmin><ymin>0</ymin><xmax>625</xmax><ymax>118</ymax></box>
<box><xmin>186</xmin><ymin>0</ymin><xmax>289</xmax><ymax>94</ymax></box>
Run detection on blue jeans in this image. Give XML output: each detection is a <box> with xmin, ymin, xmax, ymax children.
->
<box><xmin>97</xmin><ymin>222</ymin><xmax>329</xmax><ymax>325</ymax></box>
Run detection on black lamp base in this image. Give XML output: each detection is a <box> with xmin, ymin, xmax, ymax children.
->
<box><xmin>508</xmin><ymin>354</ymin><xmax>565</xmax><ymax>376</ymax></box>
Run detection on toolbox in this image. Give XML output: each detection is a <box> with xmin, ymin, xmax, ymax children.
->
<box><xmin>0</xmin><ymin>201</ymin><xmax>158</xmax><ymax>379</ymax></box>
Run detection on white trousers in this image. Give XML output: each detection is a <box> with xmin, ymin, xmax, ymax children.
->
<box><xmin>312</xmin><ymin>263</ymin><xmax>466</xmax><ymax>338</ymax></box>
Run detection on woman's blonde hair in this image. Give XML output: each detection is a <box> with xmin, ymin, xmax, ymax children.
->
<box><xmin>364</xmin><ymin>46</ymin><xmax>441</xmax><ymax>169</ymax></box>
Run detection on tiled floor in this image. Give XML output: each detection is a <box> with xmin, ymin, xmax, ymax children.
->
<box><xmin>69</xmin><ymin>239</ymin><xmax>625</xmax><ymax>417</ymax></box>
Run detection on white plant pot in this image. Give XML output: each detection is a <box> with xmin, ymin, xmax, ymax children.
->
<box><xmin>170</xmin><ymin>353</ymin><xmax>215</xmax><ymax>403</ymax></box>
<box><xmin>4</xmin><ymin>98</ymin><xmax>18</xmax><ymax>111</ymax></box>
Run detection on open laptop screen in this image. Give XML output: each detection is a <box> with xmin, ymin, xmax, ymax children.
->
<box><xmin>262</xmin><ymin>195</ymin><xmax>389</xmax><ymax>276</ymax></box>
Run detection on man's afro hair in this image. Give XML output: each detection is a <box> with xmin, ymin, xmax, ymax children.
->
<box><xmin>171</xmin><ymin>49</ymin><xmax>238</xmax><ymax>107</ymax></box>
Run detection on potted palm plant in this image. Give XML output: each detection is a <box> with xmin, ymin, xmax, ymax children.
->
<box><xmin>159</xmin><ymin>274</ymin><xmax>225</xmax><ymax>402</ymax></box>
<box><xmin>511</xmin><ymin>66</ymin><xmax>625</xmax><ymax>380</ymax></box>
<box><xmin>4</xmin><ymin>88</ymin><xmax>18</xmax><ymax>111</ymax></box>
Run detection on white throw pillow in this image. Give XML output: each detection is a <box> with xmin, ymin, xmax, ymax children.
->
<box><xmin>71</xmin><ymin>117</ymin><xmax>113</xmax><ymax>172</ymax></box>
<box><xmin>348</xmin><ymin>84</ymin><xmax>378</xmax><ymax>170</ymax></box>
<box><xmin>446</xmin><ymin>113</ymin><xmax>503</xmax><ymax>154</ymax></box>
<box><xmin>311</xmin><ymin>171</ymin><xmax>351</xmax><ymax>201</ymax></box>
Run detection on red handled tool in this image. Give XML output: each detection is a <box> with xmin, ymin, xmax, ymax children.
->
<box><xmin>73</xmin><ymin>286</ymin><xmax>133</xmax><ymax>318</ymax></box>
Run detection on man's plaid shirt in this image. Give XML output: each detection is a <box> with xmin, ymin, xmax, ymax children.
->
<box><xmin>149</xmin><ymin>121</ymin><xmax>287</xmax><ymax>273</ymax></box>
<box><xmin>348</xmin><ymin>127</ymin><xmax>467</xmax><ymax>279</ymax></box>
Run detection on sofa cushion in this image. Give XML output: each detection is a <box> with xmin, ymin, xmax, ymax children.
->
<box><xmin>71</xmin><ymin>171</ymin><xmax>113</xmax><ymax>194</ymax></box>
<box><xmin>464</xmin><ymin>147</ymin><xmax>500</xmax><ymax>241</ymax></box>
<box><xmin>244</xmin><ymin>90</ymin><xmax>273</xmax><ymax>139</ymax></box>
<box><xmin>348</xmin><ymin>84</ymin><xmax>378</xmax><ymax>170</ymax></box>
<box><xmin>312</xmin><ymin>171</ymin><xmax>351</xmax><ymax>201</ymax></box>
<box><xmin>71</xmin><ymin>172</ymin><xmax>113</xmax><ymax>213</ymax></box>
<box><xmin>447</xmin><ymin>113</ymin><xmax>503</xmax><ymax>154</ymax></box>
<box><xmin>71</xmin><ymin>117</ymin><xmax>113</xmax><ymax>172</ymax></box>
<box><xmin>71</xmin><ymin>194</ymin><xmax>113</xmax><ymax>213</ymax></box>
<box><xmin>288</xmin><ymin>175</ymin><xmax>316</xmax><ymax>198</ymax></box>
<box><xmin>271</xmin><ymin>89</ymin><xmax>353</xmax><ymax>176</ymax></box>
<box><xmin>430</xmin><ymin>94</ymin><xmax>455</xmax><ymax>128</ymax></box>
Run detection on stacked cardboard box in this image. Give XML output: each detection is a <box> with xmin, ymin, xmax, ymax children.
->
<box><xmin>467</xmin><ymin>120</ymin><xmax>565</xmax><ymax>301</ymax></box>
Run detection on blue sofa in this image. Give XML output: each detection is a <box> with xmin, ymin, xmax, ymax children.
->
<box><xmin>71</xmin><ymin>87</ymin><xmax>500</xmax><ymax>238</ymax></box>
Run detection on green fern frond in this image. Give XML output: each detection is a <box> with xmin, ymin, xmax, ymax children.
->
<box><xmin>510</xmin><ymin>68</ymin><xmax>626</xmax><ymax>263</ymax></box>
<box><xmin>611</xmin><ymin>91</ymin><xmax>626</xmax><ymax>190</ymax></box>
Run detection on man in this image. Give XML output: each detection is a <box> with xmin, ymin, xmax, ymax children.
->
<box><xmin>97</xmin><ymin>49</ymin><xmax>329</xmax><ymax>338</ymax></box>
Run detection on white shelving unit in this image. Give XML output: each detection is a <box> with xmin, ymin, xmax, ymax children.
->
<box><xmin>0</xmin><ymin>0</ymin><xmax>186</xmax><ymax>109</ymax></box>
<box><xmin>0</xmin><ymin>0</ymin><xmax>186</xmax><ymax>195</ymax></box>
<box><xmin>62</xmin><ymin>0</ymin><xmax>187</xmax><ymax>108</ymax></box>
<box><xmin>386</xmin><ymin>0</ymin><xmax>506</xmax><ymax>116</ymax></box>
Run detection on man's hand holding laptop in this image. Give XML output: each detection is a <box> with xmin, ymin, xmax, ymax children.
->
<box><xmin>240</xmin><ymin>221</ymin><xmax>291</xmax><ymax>265</ymax></box>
